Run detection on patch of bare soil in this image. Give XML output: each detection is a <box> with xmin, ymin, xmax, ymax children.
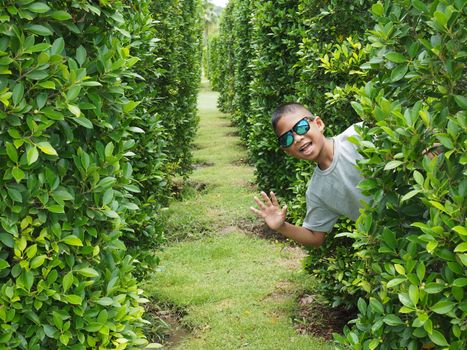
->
<box><xmin>143</xmin><ymin>301</ymin><xmax>190</xmax><ymax>349</ymax></box>
<box><xmin>238</xmin><ymin>220</ymin><xmax>299</xmax><ymax>245</ymax></box>
<box><xmin>171</xmin><ymin>179</ymin><xmax>210</xmax><ymax>199</ymax></box>
<box><xmin>192</xmin><ymin>161</ymin><xmax>214</xmax><ymax>170</ymax></box>
<box><xmin>293</xmin><ymin>293</ymin><xmax>356</xmax><ymax>341</ymax></box>
<box><xmin>225</xmin><ymin>130</ymin><xmax>240</xmax><ymax>137</ymax></box>
<box><xmin>231</xmin><ymin>157</ymin><xmax>250</xmax><ymax>166</ymax></box>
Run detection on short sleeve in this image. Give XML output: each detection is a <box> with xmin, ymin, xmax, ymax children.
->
<box><xmin>302</xmin><ymin>197</ymin><xmax>339</xmax><ymax>233</ymax></box>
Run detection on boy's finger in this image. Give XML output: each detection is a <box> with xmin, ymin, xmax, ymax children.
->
<box><xmin>254</xmin><ymin>196</ymin><xmax>266</xmax><ymax>209</ymax></box>
<box><xmin>250</xmin><ymin>206</ymin><xmax>265</xmax><ymax>218</ymax></box>
<box><xmin>281</xmin><ymin>205</ymin><xmax>288</xmax><ymax>215</ymax></box>
<box><xmin>260</xmin><ymin>191</ymin><xmax>272</xmax><ymax>206</ymax></box>
<box><xmin>270</xmin><ymin>191</ymin><xmax>279</xmax><ymax>206</ymax></box>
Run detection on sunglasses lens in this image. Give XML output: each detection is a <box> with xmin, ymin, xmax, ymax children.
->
<box><xmin>279</xmin><ymin>132</ymin><xmax>294</xmax><ymax>148</ymax></box>
<box><xmin>294</xmin><ymin>119</ymin><xmax>310</xmax><ymax>135</ymax></box>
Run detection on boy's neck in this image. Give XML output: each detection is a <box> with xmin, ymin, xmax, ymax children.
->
<box><xmin>317</xmin><ymin>138</ymin><xmax>334</xmax><ymax>170</ymax></box>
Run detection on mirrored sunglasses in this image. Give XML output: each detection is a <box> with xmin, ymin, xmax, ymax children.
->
<box><xmin>277</xmin><ymin>117</ymin><xmax>314</xmax><ymax>148</ymax></box>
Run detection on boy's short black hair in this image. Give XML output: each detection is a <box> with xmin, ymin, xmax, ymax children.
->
<box><xmin>271</xmin><ymin>102</ymin><xmax>308</xmax><ymax>134</ymax></box>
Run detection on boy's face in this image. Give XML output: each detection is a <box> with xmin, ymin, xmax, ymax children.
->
<box><xmin>275</xmin><ymin>109</ymin><xmax>326</xmax><ymax>162</ymax></box>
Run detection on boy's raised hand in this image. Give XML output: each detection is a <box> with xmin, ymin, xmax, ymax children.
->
<box><xmin>250</xmin><ymin>191</ymin><xmax>287</xmax><ymax>231</ymax></box>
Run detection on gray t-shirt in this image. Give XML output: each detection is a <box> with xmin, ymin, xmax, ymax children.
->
<box><xmin>302</xmin><ymin>123</ymin><xmax>369</xmax><ymax>233</ymax></box>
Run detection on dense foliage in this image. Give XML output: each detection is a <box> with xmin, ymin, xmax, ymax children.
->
<box><xmin>0</xmin><ymin>0</ymin><xmax>202</xmax><ymax>348</ymax></box>
<box><xmin>123</xmin><ymin>0</ymin><xmax>203</xmax><ymax>279</ymax></box>
<box><xmin>336</xmin><ymin>1</ymin><xmax>466</xmax><ymax>348</ymax></box>
<box><xmin>212</xmin><ymin>0</ymin><xmax>466</xmax><ymax>348</ymax></box>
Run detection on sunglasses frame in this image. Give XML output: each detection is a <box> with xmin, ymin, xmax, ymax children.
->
<box><xmin>277</xmin><ymin>116</ymin><xmax>315</xmax><ymax>148</ymax></box>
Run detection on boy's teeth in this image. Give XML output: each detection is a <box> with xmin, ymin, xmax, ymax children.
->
<box><xmin>300</xmin><ymin>142</ymin><xmax>311</xmax><ymax>152</ymax></box>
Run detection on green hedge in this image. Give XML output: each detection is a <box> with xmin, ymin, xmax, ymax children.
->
<box><xmin>151</xmin><ymin>0</ymin><xmax>202</xmax><ymax>178</ymax></box>
<box><xmin>0</xmin><ymin>1</ymin><xmax>147</xmax><ymax>348</ymax></box>
<box><xmin>122</xmin><ymin>0</ymin><xmax>203</xmax><ymax>280</ymax></box>
<box><xmin>0</xmin><ymin>0</ymin><xmax>203</xmax><ymax>348</ymax></box>
<box><xmin>336</xmin><ymin>1</ymin><xmax>466</xmax><ymax>348</ymax></box>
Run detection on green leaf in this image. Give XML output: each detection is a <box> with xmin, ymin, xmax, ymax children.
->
<box><xmin>454</xmin><ymin>242</ymin><xmax>467</xmax><ymax>253</ymax></box>
<box><xmin>49</xmin><ymin>10</ymin><xmax>72</xmax><ymax>21</ymax></box>
<box><xmin>12</xmin><ymin>83</ymin><xmax>24</xmax><ymax>105</ymax></box>
<box><xmin>28</xmin><ymin>2</ymin><xmax>51</xmax><ymax>13</ymax></box>
<box><xmin>76</xmin><ymin>267</ymin><xmax>99</xmax><ymax>278</ymax></box>
<box><xmin>351</xmin><ymin>101</ymin><xmax>364</xmax><ymax>117</ymax></box>
<box><xmin>123</xmin><ymin>100</ymin><xmax>141</xmax><ymax>113</ymax></box>
<box><xmin>0</xmin><ymin>233</ymin><xmax>14</xmax><ymax>248</ymax></box>
<box><xmin>387</xmin><ymin>277</ymin><xmax>405</xmax><ymax>288</ymax></box>
<box><xmin>65</xmin><ymin>295</ymin><xmax>82</xmax><ymax>305</ymax></box>
<box><xmin>102</xmin><ymin>189</ymin><xmax>113</xmax><ymax>206</ymax></box>
<box><xmin>385</xmin><ymin>52</ymin><xmax>407</xmax><ymax>63</ymax></box>
<box><xmin>21</xmin><ymin>270</ymin><xmax>34</xmax><ymax>291</ymax></box>
<box><xmin>428</xmin><ymin>330</ymin><xmax>449</xmax><ymax>346</ymax></box>
<box><xmin>7</xmin><ymin>187</ymin><xmax>23</xmax><ymax>203</ymax></box>
<box><xmin>430</xmin><ymin>300</ymin><xmax>455</xmax><ymax>314</ymax></box>
<box><xmin>95</xmin><ymin>297</ymin><xmax>113</xmax><ymax>306</ymax></box>
<box><xmin>390</xmin><ymin>65</ymin><xmax>408</xmax><ymax>82</ymax></box>
<box><xmin>52</xmin><ymin>190</ymin><xmax>74</xmax><ymax>201</ymax></box>
<box><xmin>47</xmin><ymin>204</ymin><xmax>64</xmax><ymax>213</ymax></box>
<box><xmin>394</xmin><ymin>264</ymin><xmax>405</xmax><ymax>275</ymax></box>
<box><xmin>384</xmin><ymin>160</ymin><xmax>403</xmax><ymax>170</ymax></box>
<box><xmin>453</xmin><ymin>278</ymin><xmax>467</xmax><ymax>287</ymax></box>
<box><xmin>401</xmin><ymin>189</ymin><xmax>420</xmax><ymax>202</ymax></box>
<box><xmin>27</xmin><ymin>70</ymin><xmax>49</xmax><ymax>80</ymax></box>
<box><xmin>76</xmin><ymin>46</ymin><xmax>87</xmax><ymax>66</ymax></box>
<box><xmin>381</xmin><ymin>227</ymin><xmax>396</xmax><ymax>249</ymax></box>
<box><xmin>453</xmin><ymin>95</ymin><xmax>467</xmax><ymax>109</ymax></box>
<box><xmin>6</xmin><ymin>142</ymin><xmax>18</xmax><ymax>162</ymax></box>
<box><xmin>408</xmin><ymin>285</ymin><xmax>419</xmax><ymax>305</ymax></box>
<box><xmin>38</xmin><ymin>81</ymin><xmax>56</xmax><ymax>89</ymax></box>
<box><xmin>37</xmin><ymin>142</ymin><xmax>58</xmax><ymax>156</ymax></box>
<box><xmin>0</xmin><ymin>259</ymin><xmax>10</xmax><ymax>270</ymax></box>
<box><xmin>74</xmin><ymin>117</ymin><xmax>93</xmax><ymax>129</ymax></box>
<box><xmin>41</xmin><ymin>107</ymin><xmax>64</xmax><ymax>120</ymax></box>
<box><xmin>424</xmin><ymin>282</ymin><xmax>445</xmax><ymax>294</ymax></box>
<box><xmin>452</xmin><ymin>226</ymin><xmax>467</xmax><ymax>236</ymax></box>
<box><xmin>27</xmin><ymin>146</ymin><xmax>39</xmax><ymax>165</ymax></box>
<box><xmin>383</xmin><ymin>314</ymin><xmax>403</xmax><ymax>326</ymax></box>
<box><xmin>371</xmin><ymin>2</ymin><xmax>384</xmax><ymax>16</ymax></box>
<box><xmin>30</xmin><ymin>255</ymin><xmax>46</xmax><ymax>269</ymax></box>
<box><xmin>66</xmin><ymin>85</ymin><xmax>81</xmax><ymax>101</ymax></box>
<box><xmin>67</xmin><ymin>104</ymin><xmax>81</xmax><ymax>117</ymax></box>
<box><xmin>51</xmin><ymin>37</ymin><xmax>65</xmax><ymax>56</ymax></box>
<box><xmin>97</xmin><ymin>177</ymin><xmax>117</xmax><ymax>189</ymax></box>
<box><xmin>25</xmin><ymin>24</ymin><xmax>53</xmax><ymax>36</ymax></box>
<box><xmin>63</xmin><ymin>271</ymin><xmax>73</xmax><ymax>292</ymax></box>
<box><xmin>416</xmin><ymin>262</ymin><xmax>425</xmax><ymax>282</ymax></box>
<box><xmin>369</xmin><ymin>297</ymin><xmax>384</xmax><ymax>314</ymax></box>
<box><xmin>61</xmin><ymin>236</ymin><xmax>82</xmax><ymax>246</ymax></box>
<box><xmin>436</xmin><ymin>134</ymin><xmax>454</xmax><ymax>149</ymax></box>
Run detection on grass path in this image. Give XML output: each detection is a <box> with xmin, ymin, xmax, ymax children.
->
<box><xmin>143</xmin><ymin>84</ymin><xmax>332</xmax><ymax>350</ymax></box>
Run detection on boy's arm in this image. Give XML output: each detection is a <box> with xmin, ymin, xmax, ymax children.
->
<box><xmin>250</xmin><ymin>191</ymin><xmax>326</xmax><ymax>248</ymax></box>
<box><xmin>275</xmin><ymin>222</ymin><xmax>326</xmax><ymax>247</ymax></box>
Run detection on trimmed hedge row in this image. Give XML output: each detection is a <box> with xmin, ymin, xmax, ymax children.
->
<box><xmin>0</xmin><ymin>0</ymin><xmax>202</xmax><ymax>348</ymax></box>
<box><xmin>123</xmin><ymin>0</ymin><xmax>203</xmax><ymax>279</ymax></box>
<box><xmin>336</xmin><ymin>1</ymin><xmax>466</xmax><ymax>348</ymax></box>
<box><xmin>212</xmin><ymin>0</ymin><xmax>466</xmax><ymax>348</ymax></box>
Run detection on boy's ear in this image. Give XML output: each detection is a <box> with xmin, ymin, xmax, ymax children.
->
<box><xmin>314</xmin><ymin>116</ymin><xmax>325</xmax><ymax>133</ymax></box>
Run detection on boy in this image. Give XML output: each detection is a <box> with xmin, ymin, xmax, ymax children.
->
<box><xmin>250</xmin><ymin>103</ymin><xmax>369</xmax><ymax>247</ymax></box>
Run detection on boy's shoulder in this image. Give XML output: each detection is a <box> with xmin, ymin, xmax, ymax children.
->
<box><xmin>337</xmin><ymin>122</ymin><xmax>363</xmax><ymax>140</ymax></box>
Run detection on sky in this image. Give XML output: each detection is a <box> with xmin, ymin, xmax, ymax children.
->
<box><xmin>210</xmin><ymin>0</ymin><xmax>229</xmax><ymax>7</ymax></box>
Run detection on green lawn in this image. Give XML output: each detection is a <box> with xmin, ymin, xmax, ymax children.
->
<box><xmin>143</xmin><ymin>81</ymin><xmax>333</xmax><ymax>350</ymax></box>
